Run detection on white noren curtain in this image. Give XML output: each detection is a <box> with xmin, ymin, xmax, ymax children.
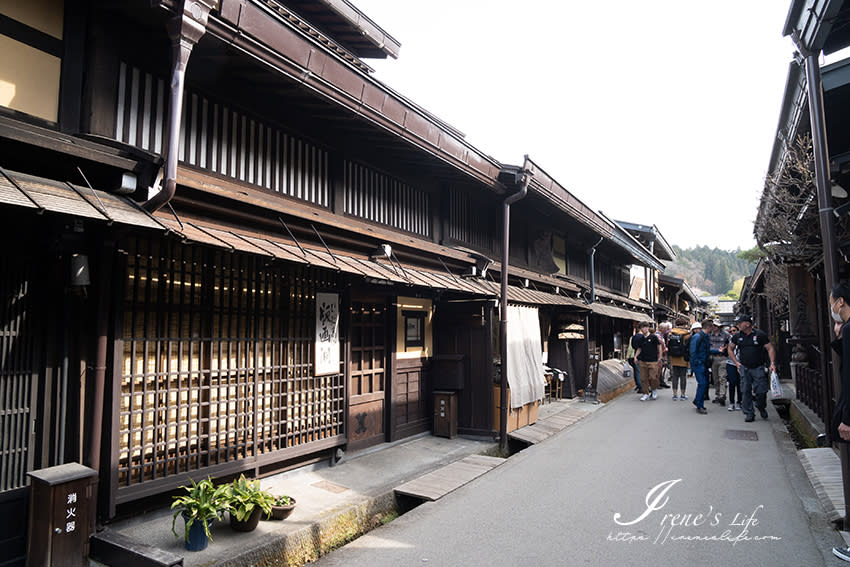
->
<box><xmin>506</xmin><ymin>305</ymin><xmax>545</xmax><ymax>408</ymax></box>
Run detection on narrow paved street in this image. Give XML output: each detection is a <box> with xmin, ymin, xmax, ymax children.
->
<box><xmin>314</xmin><ymin>378</ymin><xmax>843</xmax><ymax>566</ymax></box>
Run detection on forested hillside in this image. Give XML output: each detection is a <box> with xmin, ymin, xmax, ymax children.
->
<box><xmin>663</xmin><ymin>245</ymin><xmax>754</xmax><ymax>296</ymax></box>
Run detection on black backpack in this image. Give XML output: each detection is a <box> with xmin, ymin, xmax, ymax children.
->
<box><xmin>667</xmin><ymin>332</ymin><xmax>686</xmax><ymax>357</ymax></box>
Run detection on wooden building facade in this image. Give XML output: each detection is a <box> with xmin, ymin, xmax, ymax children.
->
<box><xmin>0</xmin><ymin>1</ymin><xmax>664</xmax><ymax>562</ymax></box>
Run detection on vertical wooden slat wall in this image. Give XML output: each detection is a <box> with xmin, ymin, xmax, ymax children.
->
<box><xmin>117</xmin><ymin>237</ymin><xmax>344</xmax><ymax>499</ymax></box>
<box><xmin>114</xmin><ymin>62</ymin><xmax>330</xmax><ymax>207</ymax></box>
<box><xmin>0</xmin><ymin>257</ymin><xmax>37</xmax><ymax>492</ymax></box>
<box><xmin>343</xmin><ymin>160</ymin><xmax>431</xmax><ymax>238</ymax></box>
<box><xmin>446</xmin><ymin>189</ymin><xmax>496</xmax><ymax>252</ymax></box>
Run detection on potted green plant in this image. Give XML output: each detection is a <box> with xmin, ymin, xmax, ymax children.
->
<box><xmin>170</xmin><ymin>477</ymin><xmax>228</xmax><ymax>551</ymax></box>
<box><xmin>268</xmin><ymin>494</ymin><xmax>297</xmax><ymax>520</ymax></box>
<box><xmin>226</xmin><ymin>474</ymin><xmax>275</xmax><ymax>532</ymax></box>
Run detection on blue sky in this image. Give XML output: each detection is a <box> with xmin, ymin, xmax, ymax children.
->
<box><xmin>352</xmin><ymin>1</ymin><xmax>797</xmax><ymax>251</ymax></box>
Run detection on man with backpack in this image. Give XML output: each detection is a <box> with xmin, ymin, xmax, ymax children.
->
<box><xmin>666</xmin><ymin>318</ymin><xmax>691</xmax><ymax>401</ymax></box>
<box><xmin>657</xmin><ymin>321</ymin><xmax>672</xmax><ymax>389</ymax></box>
<box><xmin>708</xmin><ymin>320</ymin><xmax>731</xmax><ymax>406</ymax></box>
<box><xmin>690</xmin><ymin>320</ymin><xmax>712</xmax><ymax>414</ymax></box>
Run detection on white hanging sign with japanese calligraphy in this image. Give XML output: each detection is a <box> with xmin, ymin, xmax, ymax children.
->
<box><xmin>315</xmin><ymin>292</ymin><xmax>340</xmax><ymax>376</ymax></box>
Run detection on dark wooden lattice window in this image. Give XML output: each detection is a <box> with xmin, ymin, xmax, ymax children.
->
<box><xmin>0</xmin><ymin>256</ymin><xmax>39</xmax><ymax>492</ymax></box>
<box><xmin>114</xmin><ymin>63</ymin><xmax>330</xmax><ymax>207</ymax></box>
<box><xmin>117</xmin><ymin>238</ymin><xmax>343</xmax><ymax>495</ymax></box>
<box><xmin>446</xmin><ymin>189</ymin><xmax>497</xmax><ymax>252</ymax></box>
<box><xmin>343</xmin><ymin>161</ymin><xmax>431</xmax><ymax>237</ymax></box>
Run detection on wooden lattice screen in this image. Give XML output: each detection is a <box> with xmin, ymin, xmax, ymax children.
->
<box><xmin>117</xmin><ymin>238</ymin><xmax>344</xmax><ymax>494</ymax></box>
<box><xmin>0</xmin><ymin>257</ymin><xmax>37</xmax><ymax>493</ymax></box>
<box><xmin>115</xmin><ymin>62</ymin><xmax>331</xmax><ymax>207</ymax></box>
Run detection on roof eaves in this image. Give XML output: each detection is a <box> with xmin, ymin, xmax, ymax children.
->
<box><xmin>783</xmin><ymin>0</ymin><xmax>847</xmax><ymax>54</ymax></box>
<box><xmin>317</xmin><ymin>0</ymin><xmax>401</xmax><ymax>59</ymax></box>
<box><xmin>208</xmin><ymin>3</ymin><xmax>503</xmax><ymax>189</ymax></box>
<box><xmin>523</xmin><ymin>157</ymin><xmax>614</xmax><ymax>239</ymax></box>
<box><xmin>604</xmin><ymin>214</ymin><xmax>665</xmax><ymax>271</ymax></box>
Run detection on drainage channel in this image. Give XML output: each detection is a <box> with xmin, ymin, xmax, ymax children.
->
<box><xmin>775</xmin><ymin>400</ymin><xmax>812</xmax><ymax>450</ymax></box>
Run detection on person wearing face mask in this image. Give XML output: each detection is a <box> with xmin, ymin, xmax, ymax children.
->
<box><xmin>829</xmin><ymin>283</ymin><xmax>850</xmax><ymax>437</ymax></box>
<box><xmin>830</xmin><ymin>283</ymin><xmax>850</xmax><ymax>563</ymax></box>
<box><xmin>728</xmin><ymin>314</ymin><xmax>776</xmax><ymax>423</ymax></box>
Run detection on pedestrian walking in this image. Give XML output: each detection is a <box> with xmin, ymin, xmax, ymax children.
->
<box><xmin>666</xmin><ymin>318</ymin><xmax>691</xmax><ymax>401</ymax></box>
<box><xmin>708</xmin><ymin>320</ymin><xmax>731</xmax><ymax>406</ymax></box>
<box><xmin>728</xmin><ymin>314</ymin><xmax>777</xmax><ymax>423</ymax></box>
<box><xmin>657</xmin><ymin>322</ymin><xmax>672</xmax><ymax>388</ymax></box>
<box><xmin>633</xmin><ymin>321</ymin><xmax>662</xmax><ymax>401</ymax></box>
<box><xmin>725</xmin><ymin>324</ymin><xmax>742</xmax><ymax>411</ymax></box>
<box><xmin>689</xmin><ymin>320</ymin><xmax>711</xmax><ymax>414</ymax></box>
<box><xmin>627</xmin><ymin>328</ymin><xmax>642</xmax><ymax>393</ymax></box>
<box><xmin>829</xmin><ymin>283</ymin><xmax>850</xmax><ymax>563</ymax></box>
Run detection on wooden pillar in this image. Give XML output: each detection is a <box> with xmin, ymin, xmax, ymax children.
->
<box><xmin>787</xmin><ymin>266</ymin><xmax>818</xmax><ymax>381</ymax></box>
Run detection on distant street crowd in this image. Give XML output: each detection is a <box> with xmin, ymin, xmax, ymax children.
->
<box><xmin>626</xmin><ymin>315</ymin><xmax>776</xmax><ymax>421</ymax></box>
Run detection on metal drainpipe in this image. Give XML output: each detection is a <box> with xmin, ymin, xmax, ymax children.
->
<box><xmin>587</xmin><ymin>237</ymin><xmax>603</xmax><ymax>305</ymax></box>
<box><xmin>86</xmin><ymin>242</ymin><xmax>113</xmax><ymax>475</ymax></box>
<box><xmin>801</xmin><ymin>47</ymin><xmax>847</xmax><ymax>525</ymax></box>
<box><xmin>143</xmin><ymin>0</ymin><xmax>215</xmax><ymax>213</ymax></box>
<box><xmin>648</xmin><ymin>234</ymin><xmax>657</xmax><ymax>319</ymax></box>
<box><xmin>802</xmin><ymin>53</ymin><xmax>838</xmax><ymax>296</ymax></box>
<box><xmin>58</xmin><ymin>299</ymin><xmax>70</xmax><ymax>463</ymax></box>
<box><xmin>499</xmin><ymin>162</ymin><xmax>532</xmax><ymax>451</ymax></box>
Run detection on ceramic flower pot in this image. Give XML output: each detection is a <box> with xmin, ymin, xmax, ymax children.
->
<box><xmin>183</xmin><ymin>512</ymin><xmax>210</xmax><ymax>551</ymax></box>
<box><xmin>269</xmin><ymin>497</ymin><xmax>297</xmax><ymax>520</ymax></box>
<box><xmin>229</xmin><ymin>506</ymin><xmax>262</xmax><ymax>532</ymax></box>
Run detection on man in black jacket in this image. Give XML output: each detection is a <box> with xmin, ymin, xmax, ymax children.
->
<box><xmin>727</xmin><ymin>314</ymin><xmax>776</xmax><ymax>423</ymax></box>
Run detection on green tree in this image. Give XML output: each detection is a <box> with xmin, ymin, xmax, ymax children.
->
<box><xmin>737</xmin><ymin>247</ymin><xmax>763</xmax><ymax>263</ymax></box>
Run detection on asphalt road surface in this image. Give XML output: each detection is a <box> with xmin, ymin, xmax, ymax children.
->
<box><xmin>313</xmin><ymin>379</ymin><xmax>845</xmax><ymax>566</ymax></box>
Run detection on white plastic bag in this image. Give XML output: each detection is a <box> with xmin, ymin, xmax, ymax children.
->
<box><xmin>769</xmin><ymin>370</ymin><xmax>783</xmax><ymax>399</ymax></box>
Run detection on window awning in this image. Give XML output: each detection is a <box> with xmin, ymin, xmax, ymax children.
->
<box><xmin>0</xmin><ymin>168</ymin><xmax>654</xmax><ymax>320</ymax></box>
<box><xmin>154</xmin><ymin>213</ymin><xmax>495</xmax><ymax>297</ymax></box>
<box><xmin>589</xmin><ymin>302</ymin><xmax>649</xmax><ymax>323</ymax></box>
<box><xmin>0</xmin><ymin>167</ymin><xmax>495</xmax><ymax>298</ymax></box>
<box><xmin>475</xmin><ymin>280</ymin><xmax>588</xmax><ymax>309</ymax></box>
<box><xmin>0</xmin><ymin>168</ymin><xmax>166</xmax><ymax>231</ymax></box>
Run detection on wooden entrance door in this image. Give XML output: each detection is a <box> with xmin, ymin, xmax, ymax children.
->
<box><xmin>348</xmin><ymin>299</ymin><xmax>388</xmax><ymax>450</ymax></box>
<box><xmin>391</xmin><ymin>357</ymin><xmax>431</xmax><ymax>441</ymax></box>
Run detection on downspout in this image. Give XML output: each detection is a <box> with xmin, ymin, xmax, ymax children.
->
<box><xmin>799</xmin><ymin>52</ymin><xmax>838</xmax><ymax>296</ymax></box>
<box><xmin>143</xmin><ymin>0</ymin><xmax>216</xmax><ymax>213</ymax></box>
<box><xmin>791</xmin><ymin>33</ymin><xmax>846</xmax><ymax>523</ymax></box>
<box><xmin>86</xmin><ymin>242</ymin><xmax>113</xmax><ymax>474</ymax></box>
<box><xmin>648</xmin><ymin>231</ymin><xmax>657</xmax><ymax>319</ymax></box>
<box><xmin>499</xmin><ymin>159</ymin><xmax>532</xmax><ymax>451</ymax></box>
<box><xmin>587</xmin><ymin>237</ymin><xmax>604</xmax><ymax>304</ymax></box>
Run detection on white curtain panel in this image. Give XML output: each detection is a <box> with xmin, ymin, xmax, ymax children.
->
<box><xmin>506</xmin><ymin>305</ymin><xmax>545</xmax><ymax>408</ymax></box>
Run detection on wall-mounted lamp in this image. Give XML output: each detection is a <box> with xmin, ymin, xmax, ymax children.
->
<box><xmin>465</xmin><ymin>254</ymin><xmax>494</xmax><ymax>278</ymax></box>
<box><xmin>370</xmin><ymin>243</ymin><xmax>392</xmax><ymax>261</ymax></box>
<box><xmin>114</xmin><ymin>172</ymin><xmax>138</xmax><ymax>195</ymax></box>
<box><xmin>70</xmin><ymin>254</ymin><xmax>90</xmax><ymax>287</ymax></box>
<box><xmin>475</xmin><ymin>255</ymin><xmax>494</xmax><ymax>278</ymax></box>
